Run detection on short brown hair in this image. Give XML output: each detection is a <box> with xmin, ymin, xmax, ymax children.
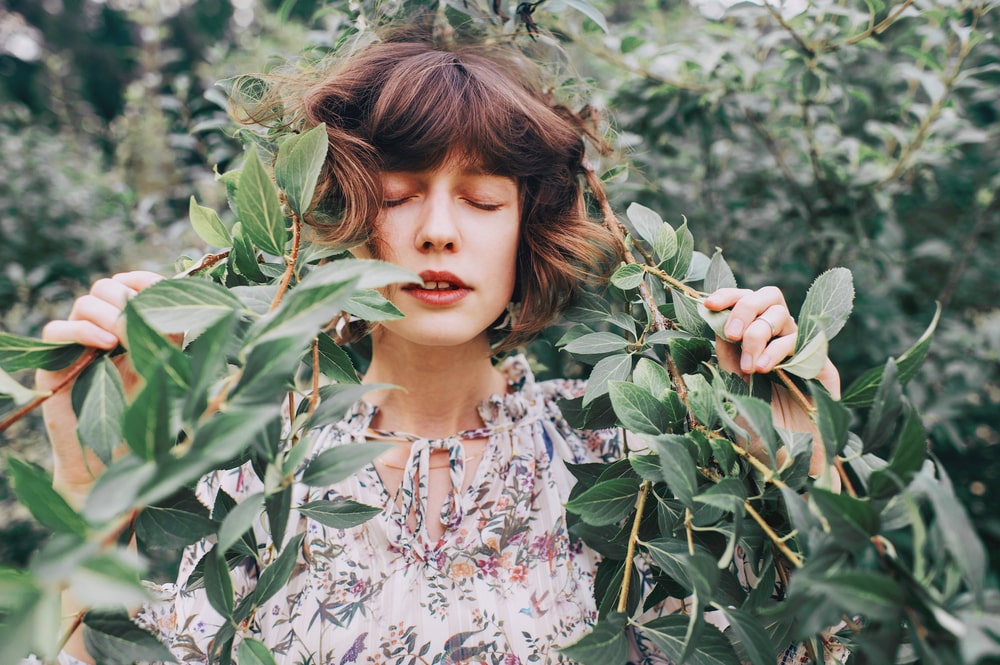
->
<box><xmin>240</xmin><ymin>26</ymin><xmax>623</xmax><ymax>351</ymax></box>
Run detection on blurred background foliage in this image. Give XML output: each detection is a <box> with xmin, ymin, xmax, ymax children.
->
<box><xmin>0</xmin><ymin>0</ymin><xmax>996</xmax><ymax>586</ymax></box>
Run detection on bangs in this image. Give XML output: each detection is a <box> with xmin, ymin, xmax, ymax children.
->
<box><xmin>365</xmin><ymin>50</ymin><xmax>569</xmax><ymax>178</ymax></box>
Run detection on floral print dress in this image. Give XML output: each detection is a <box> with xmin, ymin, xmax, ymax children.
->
<box><xmin>54</xmin><ymin>355</ymin><xmax>847</xmax><ymax>665</ymax></box>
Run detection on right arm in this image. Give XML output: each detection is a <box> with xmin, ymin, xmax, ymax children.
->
<box><xmin>35</xmin><ymin>270</ymin><xmax>163</xmax><ymax>663</ymax></box>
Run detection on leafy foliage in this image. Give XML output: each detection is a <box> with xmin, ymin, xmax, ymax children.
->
<box><xmin>0</xmin><ymin>1</ymin><xmax>998</xmax><ymax>664</ymax></box>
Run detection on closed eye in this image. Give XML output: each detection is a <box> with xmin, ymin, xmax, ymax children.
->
<box><xmin>382</xmin><ymin>197</ymin><xmax>413</xmax><ymax>208</ymax></box>
<box><xmin>464</xmin><ymin>199</ymin><xmax>504</xmax><ymax>211</ymax></box>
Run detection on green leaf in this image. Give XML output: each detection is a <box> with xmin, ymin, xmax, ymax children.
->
<box><xmin>667</xmin><ymin>337</ymin><xmax>714</xmax><ymax>375</ymax></box>
<box><xmin>124</xmin><ymin>302</ymin><xmax>191</xmax><ymax>391</ymax></box>
<box><xmin>237</xmin><ymin>637</ymin><xmax>279</xmax><ymax>665</ymax></box>
<box><xmin>558</xmin><ymin>612</ymin><xmax>628</xmax><ymax>663</ymax></box>
<box><xmin>561</xmin><ymin>0</ymin><xmax>609</xmax><ymax>31</ymax></box>
<box><xmin>315</xmin><ymin>333</ymin><xmax>359</xmax><ymax>384</ymax></box>
<box><xmin>129</xmin><ymin>278</ymin><xmax>243</xmax><ymax>340</ymax></box>
<box><xmin>245</xmin><ymin>274</ymin><xmax>360</xmax><ymax>348</ymax></box>
<box><xmin>217</xmin><ymin>491</ymin><xmax>264</xmax><ymax>554</ymax></box>
<box><xmin>842</xmin><ymin>304</ymin><xmax>940</xmax><ymax>407</ymax></box>
<box><xmin>189</xmin><ymin>196</ymin><xmax>232</xmax><ymax>247</ymax></box>
<box><xmin>610</xmin><ymin>263</ymin><xmax>645</xmax><ymax>290</ymax></box>
<box><xmin>801</xmin><ymin>571</ymin><xmax>904</xmax><ymax>622</ymax></box>
<box><xmin>647</xmin><ymin>435</ymin><xmax>699</xmax><ymax>510</ymax></box>
<box><xmin>869</xmin><ymin>405</ymin><xmax>927</xmax><ymax>498</ymax></box>
<box><xmin>632</xmin><ymin>357</ymin><xmax>671</xmax><ymax>400</ymax></box>
<box><xmin>304</xmin><ymin>383</ymin><xmax>394</xmax><ymax>429</ymax></box>
<box><xmin>253</xmin><ymin>532</ymin><xmax>305</xmax><ymax>605</ymax></box>
<box><xmin>563</xmin><ymin>331</ymin><xmax>629</xmax><ymax>356</ymax></box>
<box><xmin>301</xmin><ymin>442</ymin><xmax>394</xmax><ymax>487</ymax></box>
<box><xmin>730</xmin><ymin>394</ymin><xmax>780</xmax><ymax>467</ymax></box>
<box><xmin>0</xmin><ymin>366</ymin><xmax>41</xmax><ymax>404</ymax></box>
<box><xmin>134</xmin><ymin>490</ymin><xmax>215</xmax><ymax>549</ymax></box>
<box><xmin>583</xmin><ymin>353</ymin><xmax>632</xmax><ymax>406</ymax></box>
<box><xmin>82</xmin><ymin>607</ymin><xmax>177</xmax><ymax>664</ymax></box>
<box><xmin>861</xmin><ymin>358</ymin><xmax>903</xmax><ymax>454</ymax></box>
<box><xmin>794</xmin><ymin>268</ymin><xmax>854</xmax><ymax>355</ymax></box>
<box><xmin>810</xmin><ymin>382</ymin><xmax>850</xmax><ymax>458</ymax></box>
<box><xmin>266</xmin><ymin>484</ymin><xmax>292</xmax><ymax>545</ymax></box>
<box><xmin>343</xmin><ymin>289</ymin><xmax>404</xmax><ymax>321</ymax></box>
<box><xmin>694</xmin><ymin>478</ymin><xmax>747</xmax><ymax>514</ymax></box>
<box><xmin>230</xmin><ymin>221</ymin><xmax>267</xmax><ymax>282</ymax></box>
<box><xmin>122</xmin><ymin>367</ymin><xmax>172</xmax><ymax>460</ymax></box>
<box><xmin>697</xmin><ymin>302</ymin><xmax>731</xmax><ymax>340</ymax></box>
<box><xmin>297</xmin><ymin>498</ymin><xmax>382</xmax><ymax>529</ymax></box>
<box><xmin>298</xmin><ymin>258</ymin><xmax>417</xmax><ymax>291</ymax></box>
<box><xmin>70</xmin><ymin>548</ymin><xmax>149</xmax><ymax>609</ymax></box>
<box><xmin>7</xmin><ymin>457</ymin><xmax>88</xmax><ymax>536</ymax></box>
<box><xmin>564</xmin><ymin>477</ymin><xmax>639</xmax><ymax>526</ymax></box>
<box><xmin>673</xmin><ymin>291</ymin><xmax>713</xmax><ymax>338</ymax></box>
<box><xmin>72</xmin><ymin>356</ymin><xmax>126</xmax><ymax>465</ymax></box>
<box><xmin>231</xmin><ymin>336</ymin><xmax>303</xmax><ymax>406</ymax></box>
<box><xmin>609</xmin><ymin>380</ymin><xmax>671</xmax><ymax>436</ymax></box>
<box><xmin>625</xmin><ymin>202</ymin><xmax>666</xmax><ymax>249</ymax></box>
<box><xmin>236</xmin><ymin>145</ymin><xmax>288</xmax><ymax>256</ymax></box>
<box><xmin>183</xmin><ymin>311</ymin><xmax>239</xmax><ymax>424</ymax></box>
<box><xmin>273</xmin><ymin>122</ymin><xmax>328</xmax><ymax>218</ymax></box>
<box><xmin>660</xmin><ymin>220</ymin><xmax>695</xmax><ymax>282</ymax></box>
<box><xmin>715</xmin><ymin>606</ymin><xmax>777</xmax><ymax>665</ymax></box>
<box><xmin>810</xmin><ymin>487</ymin><xmax>880</xmax><ymax>548</ymax></box>
<box><xmin>704</xmin><ymin>250</ymin><xmax>737</xmax><ymax>292</ymax></box>
<box><xmin>0</xmin><ymin>332</ymin><xmax>84</xmax><ymax>371</ymax></box>
<box><xmin>777</xmin><ymin>329</ymin><xmax>828</xmax><ymax>380</ymax></box>
<box><xmin>204</xmin><ymin>545</ymin><xmax>235</xmax><ymax>620</ymax></box>
<box><xmin>639</xmin><ymin>614</ymin><xmax>740</xmax><ymax>665</ymax></box>
<box><xmin>654</xmin><ymin>224</ymin><xmax>678</xmax><ymax>263</ymax></box>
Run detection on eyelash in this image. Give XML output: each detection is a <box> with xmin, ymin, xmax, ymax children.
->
<box><xmin>381</xmin><ymin>197</ymin><xmax>504</xmax><ymax>212</ymax></box>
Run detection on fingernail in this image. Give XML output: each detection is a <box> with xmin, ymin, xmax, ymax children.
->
<box><xmin>725</xmin><ymin>318</ymin><xmax>744</xmax><ymax>340</ymax></box>
<box><xmin>740</xmin><ymin>352</ymin><xmax>752</xmax><ymax>372</ymax></box>
<box><xmin>98</xmin><ymin>331</ymin><xmax>119</xmax><ymax>346</ymax></box>
<box><xmin>756</xmin><ymin>354</ymin><xmax>771</xmax><ymax>372</ymax></box>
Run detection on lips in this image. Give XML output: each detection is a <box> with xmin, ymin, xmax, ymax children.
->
<box><xmin>402</xmin><ymin>270</ymin><xmax>471</xmax><ymax>306</ymax></box>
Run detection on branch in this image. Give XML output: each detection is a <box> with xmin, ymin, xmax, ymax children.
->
<box><xmin>270</xmin><ymin>214</ymin><xmax>303</xmax><ymax>311</ymax></box>
<box><xmin>0</xmin><ymin>348</ymin><xmax>100</xmax><ymax>433</ymax></box>
<box><xmin>763</xmin><ymin>0</ymin><xmax>816</xmax><ymax>58</ymax></box>
<box><xmin>617</xmin><ymin>479</ymin><xmax>651</xmax><ymax>614</ymax></box>
<box><xmin>173</xmin><ymin>250</ymin><xmax>231</xmax><ymax>279</ymax></box>
<box><xmin>745</xmin><ymin>500</ymin><xmax>803</xmax><ymax>568</ymax></box>
<box><xmin>841</xmin><ymin>0</ymin><xmax>916</xmax><ymax>48</ymax></box>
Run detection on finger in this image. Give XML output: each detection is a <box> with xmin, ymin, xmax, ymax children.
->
<box><xmin>715</xmin><ymin>335</ymin><xmax>743</xmax><ymax>377</ymax></box>
<box><xmin>815</xmin><ymin>359</ymin><xmax>841</xmax><ymax>400</ymax></box>
<box><xmin>68</xmin><ymin>294</ymin><xmax>127</xmax><ymax>342</ymax></box>
<box><xmin>753</xmin><ymin>334</ymin><xmax>797</xmax><ymax>374</ymax></box>
<box><xmin>90</xmin><ymin>277</ymin><xmax>138</xmax><ymax>311</ymax></box>
<box><xmin>739</xmin><ymin>304</ymin><xmax>796</xmax><ymax>368</ymax></box>
<box><xmin>41</xmin><ymin>319</ymin><xmax>119</xmax><ymax>350</ymax></box>
<box><xmin>724</xmin><ymin>286</ymin><xmax>789</xmax><ymax>339</ymax></box>
<box><xmin>702</xmin><ymin>288</ymin><xmax>753</xmax><ymax>311</ymax></box>
<box><xmin>112</xmin><ymin>270</ymin><xmax>164</xmax><ymax>292</ymax></box>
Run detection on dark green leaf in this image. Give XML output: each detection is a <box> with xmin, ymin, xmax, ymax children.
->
<box><xmin>630</xmin><ymin>452</ymin><xmax>664</xmax><ymax>482</ymax></box>
<box><xmin>301</xmin><ymin>442</ymin><xmax>394</xmax><ymax>487</ymax></box>
<box><xmin>800</xmin><ymin>571</ymin><xmax>904</xmax><ymax>622</ymax></box>
<box><xmin>648</xmin><ymin>434</ymin><xmax>699</xmax><ymax>509</ymax></box>
<box><xmin>253</xmin><ymin>532</ymin><xmax>305</xmax><ymax>605</ymax></box>
<box><xmin>809</xmin><ymin>382</ymin><xmax>850</xmax><ymax>458</ymax></box>
<box><xmin>639</xmin><ymin>614</ymin><xmax>740</xmax><ymax>665</ymax></box>
<box><xmin>810</xmin><ymin>488</ymin><xmax>880</xmax><ymax>548</ymax></box>
<box><xmin>315</xmin><ymin>333</ymin><xmax>359</xmax><ymax>384</ymax></box>
<box><xmin>83</xmin><ymin>607</ymin><xmax>177</xmax><ymax>664</ymax></box>
<box><xmin>265</xmin><ymin>484</ymin><xmax>292</xmax><ymax>545</ymax></box>
<box><xmin>558</xmin><ymin>612</ymin><xmax>628</xmax><ymax>663</ymax></box>
<box><xmin>122</xmin><ymin>367</ymin><xmax>172</xmax><ymax>460</ymax></box>
<box><xmin>716</xmin><ymin>606</ymin><xmax>779</xmax><ymax>665</ymax></box>
<box><xmin>297</xmin><ymin>498</ymin><xmax>382</xmax><ymax>529</ymax></box>
<box><xmin>7</xmin><ymin>457</ymin><xmax>88</xmax><ymax>536</ymax></box>
<box><xmin>730</xmin><ymin>394</ymin><xmax>780</xmax><ymax>468</ymax></box>
<box><xmin>564</xmin><ymin>477</ymin><xmax>640</xmax><ymax>526</ymax></box>
<box><xmin>134</xmin><ymin>491</ymin><xmax>215</xmax><ymax>550</ymax></box>
<box><xmin>0</xmin><ymin>332</ymin><xmax>84</xmax><ymax>372</ymax></box>
<box><xmin>124</xmin><ymin>302</ymin><xmax>191</xmax><ymax>391</ymax></box>
<box><xmin>217</xmin><ymin>491</ymin><xmax>264</xmax><ymax>554</ymax></box>
<box><xmin>694</xmin><ymin>478</ymin><xmax>747</xmax><ymax>513</ymax></box>
<box><xmin>632</xmin><ymin>357</ymin><xmax>671</xmax><ymax>399</ymax></box>
<box><xmin>230</xmin><ymin>221</ymin><xmax>267</xmax><ymax>282</ymax></box>
<box><xmin>667</xmin><ymin>336</ymin><xmax>714</xmax><ymax>375</ymax></box>
<box><xmin>861</xmin><ymin>358</ymin><xmax>903</xmax><ymax>454</ymax></box>
<box><xmin>841</xmin><ymin>304</ymin><xmax>940</xmax><ymax>408</ymax></box>
<box><xmin>236</xmin><ymin>146</ymin><xmax>288</xmax><ymax>256</ymax></box>
<box><xmin>609</xmin><ymin>380</ymin><xmax>671</xmax><ymax>436</ymax></box>
<box><xmin>204</xmin><ymin>545</ymin><xmax>235</xmax><ymax>620</ymax></box>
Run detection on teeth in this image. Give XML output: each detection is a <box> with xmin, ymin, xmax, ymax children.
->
<box><xmin>424</xmin><ymin>281</ymin><xmax>458</xmax><ymax>290</ymax></box>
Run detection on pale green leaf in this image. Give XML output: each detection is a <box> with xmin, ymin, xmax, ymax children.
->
<box><xmin>0</xmin><ymin>366</ymin><xmax>41</xmax><ymax>405</ymax></box>
<box><xmin>296</xmin><ymin>498</ymin><xmax>382</xmax><ymax>529</ymax></box>
<box><xmin>558</xmin><ymin>613</ymin><xmax>628</xmax><ymax>663</ymax></box>
<box><xmin>639</xmin><ymin>615</ymin><xmax>740</xmax><ymax>665</ymax></box>
<box><xmin>777</xmin><ymin>329</ymin><xmax>828</xmax><ymax>379</ymax></box>
<box><xmin>609</xmin><ymin>380</ymin><xmax>671</xmax><ymax>436</ymax></box>
<box><xmin>561</xmin><ymin>0</ymin><xmax>609</xmax><ymax>31</ymax></box>
<box><xmin>301</xmin><ymin>442</ymin><xmax>394</xmax><ymax>487</ymax></box>
<box><xmin>204</xmin><ymin>545</ymin><xmax>235</xmax><ymax>620</ymax></box>
<box><xmin>583</xmin><ymin>354</ymin><xmax>632</xmax><ymax>405</ymax></box>
<box><xmin>217</xmin><ymin>492</ymin><xmax>264</xmax><ymax>554</ymax></box>
<box><xmin>129</xmin><ymin>278</ymin><xmax>243</xmax><ymax>340</ymax></box>
<box><xmin>794</xmin><ymin>267</ymin><xmax>854</xmax><ymax>355</ymax></box>
<box><xmin>563</xmin><ymin>332</ymin><xmax>629</xmax><ymax>356</ymax></box>
<box><xmin>625</xmin><ymin>202</ymin><xmax>665</xmax><ymax>249</ymax></box>
<box><xmin>74</xmin><ymin>356</ymin><xmax>126</xmax><ymax>465</ymax></box>
<box><xmin>189</xmin><ymin>196</ymin><xmax>231</xmax><ymax>247</ymax></box>
<box><xmin>273</xmin><ymin>122</ymin><xmax>328</xmax><ymax>217</ymax></box>
<box><xmin>253</xmin><ymin>533</ymin><xmax>305</xmax><ymax>604</ymax></box>
<box><xmin>610</xmin><ymin>263</ymin><xmax>645</xmax><ymax>290</ymax></box>
<box><xmin>343</xmin><ymin>289</ymin><xmax>404</xmax><ymax>321</ymax></box>
<box><xmin>0</xmin><ymin>332</ymin><xmax>84</xmax><ymax>372</ymax></box>
<box><xmin>704</xmin><ymin>250</ymin><xmax>737</xmax><ymax>292</ymax></box>
<box><xmin>7</xmin><ymin>457</ymin><xmax>88</xmax><ymax>537</ymax></box>
<box><xmin>237</xmin><ymin>637</ymin><xmax>279</xmax><ymax>665</ymax></box>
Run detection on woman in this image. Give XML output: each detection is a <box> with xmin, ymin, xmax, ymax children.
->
<box><xmin>38</xmin><ymin>25</ymin><xmax>840</xmax><ymax>665</ymax></box>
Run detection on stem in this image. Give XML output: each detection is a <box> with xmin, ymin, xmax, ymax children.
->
<box><xmin>745</xmin><ymin>500</ymin><xmax>803</xmax><ymax>568</ymax></box>
<box><xmin>834</xmin><ymin>457</ymin><xmax>858</xmax><ymax>498</ymax></box>
<box><xmin>57</xmin><ymin>610</ymin><xmax>86</xmax><ymax>656</ymax></box>
<box><xmin>641</xmin><ymin>264</ymin><xmax>704</xmax><ymax>300</ymax></box>
<box><xmin>763</xmin><ymin>0</ymin><xmax>816</xmax><ymax>57</ymax></box>
<box><xmin>0</xmin><ymin>348</ymin><xmax>99</xmax><ymax>433</ymax></box>
<box><xmin>684</xmin><ymin>508</ymin><xmax>696</xmax><ymax>556</ymax></box>
<box><xmin>728</xmin><ymin>437</ymin><xmax>789</xmax><ymax>490</ymax></box>
<box><xmin>617</xmin><ymin>480</ymin><xmax>651</xmax><ymax>614</ymax></box>
<box><xmin>309</xmin><ymin>339</ymin><xmax>320</xmax><ymax>416</ymax></box>
<box><xmin>841</xmin><ymin>0</ymin><xmax>916</xmax><ymax>47</ymax></box>
<box><xmin>775</xmin><ymin>368</ymin><xmax>816</xmax><ymax>416</ymax></box>
<box><xmin>270</xmin><ymin>215</ymin><xmax>302</xmax><ymax>311</ymax></box>
<box><xmin>173</xmin><ymin>250</ymin><xmax>232</xmax><ymax>279</ymax></box>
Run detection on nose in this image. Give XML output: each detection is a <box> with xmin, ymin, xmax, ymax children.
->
<box><xmin>414</xmin><ymin>189</ymin><xmax>460</xmax><ymax>252</ymax></box>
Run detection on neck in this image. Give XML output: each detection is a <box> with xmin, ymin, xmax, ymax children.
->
<box><xmin>361</xmin><ymin>332</ymin><xmax>507</xmax><ymax>438</ymax></box>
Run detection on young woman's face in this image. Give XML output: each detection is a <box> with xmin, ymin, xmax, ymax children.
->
<box><xmin>369</xmin><ymin>160</ymin><xmax>521</xmax><ymax>350</ymax></box>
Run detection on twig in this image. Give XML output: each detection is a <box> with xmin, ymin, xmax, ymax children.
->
<box><xmin>270</xmin><ymin>215</ymin><xmax>302</xmax><ymax>311</ymax></box>
<box><xmin>57</xmin><ymin>610</ymin><xmax>86</xmax><ymax>656</ymax></box>
<box><xmin>841</xmin><ymin>0</ymin><xmax>916</xmax><ymax>48</ymax></box>
<box><xmin>0</xmin><ymin>348</ymin><xmax>99</xmax><ymax>432</ymax></box>
<box><xmin>641</xmin><ymin>264</ymin><xmax>703</xmax><ymax>300</ymax></box>
<box><xmin>834</xmin><ymin>457</ymin><xmax>858</xmax><ymax>498</ymax></box>
<box><xmin>745</xmin><ymin>500</ymin><xmax>803</xmax><ymax>568</ymax></box>
<box><xmin>617</xmin><ymin>479</ymin><xmax>651</xmax><ymax>614</ymax></box>
<box><xmin>763</xmin><ymin>0</ymin><xmax>816</xmax><ymax>57</ymax></box>
<box><xmin>684</xmin><ymin>507</ymin><xmax>696</xmax><ymax>556</ymax></box>
<box><xmin>309</xmin><ymin>339</ymin><xmax>320</xmax><ymax>416</ymax></box>
<box><xmin>775</xmin><ymin>368</ymin><xmax>816</xmax><ymax>416</ymax></box>
<box><xmin>728</xmin><ymin>439</ymin><xmax>789</xmax><ymax>490</ymax></box>
<box><xmin>173</xmin><ymin>250</ymin><xmax>232</xmax><ymax>279</ymax></box>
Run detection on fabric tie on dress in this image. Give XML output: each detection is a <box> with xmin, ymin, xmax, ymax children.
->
<box><xmin>367</xmin><ymin>423</ymin><xmax>514</xmax><ymax>538</ymax></box>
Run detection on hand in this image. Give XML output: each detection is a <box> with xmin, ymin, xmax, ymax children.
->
<box><xmin>703</xmin><ymin>286</ymin><xmax>839</xmax><ymax>398</ymax></box>
<box><xmin>35</xmin><ymin>271</ymin><xmax>164</xmax><ymax>501</ymax></box>
<box><xmin>704</xmin><ymin>286</ymin><xmax>841</xmax><ymax>483</ymax></box>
